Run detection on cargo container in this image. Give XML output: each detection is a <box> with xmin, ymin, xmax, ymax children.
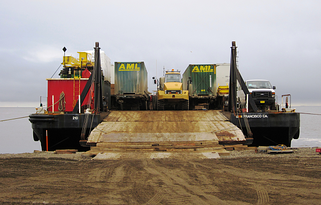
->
<box><xmin>81</xmin><ymin>50</ymin><xmax>114</xmax><ymax>83</ymax></box>
<box><xmin>216</xmin><ymin>63</ymin><xmax>230</xmax><ymax>92</ymax></box>
<box><xmin>113</xmin><ymin>62</ymin><xmax>149</xmax><ymax>110</ymax></box>
<box><xmin>182</xmin><ymin>64</ymin><xmax>217</xmax><ymax>109</ymax></box>
<box><xmin>215</xmin><ymin>63</ymin><xmax>230</xmax><ymax>110</ymax></box>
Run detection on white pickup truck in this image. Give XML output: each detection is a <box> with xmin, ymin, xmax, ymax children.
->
<box><xmin>237</xmin><ymin>79</ymin><xmax>277</xmax><ymax>111</ymax></box>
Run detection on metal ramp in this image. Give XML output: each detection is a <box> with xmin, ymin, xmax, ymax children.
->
<box><xmin>86</xmin><ymin>110</ymin><xmax>246</xmax><ymax>159</ymax></box>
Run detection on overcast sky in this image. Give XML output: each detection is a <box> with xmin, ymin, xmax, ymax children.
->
<box><xmin>0</xmin><ymin>0</ymin><xmax>320</xmax><ymax>106</ymax></box>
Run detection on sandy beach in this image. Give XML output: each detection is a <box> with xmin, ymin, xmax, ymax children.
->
<box><xmin>0</xmin><ymin>147</ymin><xmax>320</xmax><ymax>204</ymax></box>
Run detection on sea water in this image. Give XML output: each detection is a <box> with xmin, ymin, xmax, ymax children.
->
<box><xmin>0</xmin><ymin>106</ymin><xmax>320</xmax><ymax>154</ymax></box>
<box><xmin>0</xmin><ymin>107</ymin><xmax>41</xmax><ymax>154</ymax></box>
<box><xmin>292</xmin><ymin>106</ymin><xmax>321</xmax><ymax>148</ymax></box>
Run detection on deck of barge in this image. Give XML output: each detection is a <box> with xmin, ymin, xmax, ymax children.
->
<box><xmin>85</xmin><ymin>110</ymin><xmax>246</xmax><ymax>159</ymax></box>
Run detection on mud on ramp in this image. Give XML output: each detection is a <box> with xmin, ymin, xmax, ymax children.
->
<box><xmin>87</xmin><ymin>110</ymin><xmax>245</xmax><ymax>159</ymax></box>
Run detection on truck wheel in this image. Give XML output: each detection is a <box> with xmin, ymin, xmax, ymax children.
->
<box><xmin>157</xmin><ymin>101</ymin><xmax>164</xmax><ymax>110</ymax></box>
<box><xmin>153</xmin><ymin>96</ymin><xmax>157</xmax><ymax>110</ymax></box>
<box><xmin>182</xmin><ymin>100</ymin><xmax>189</xmax><ymax>110</ymax></box>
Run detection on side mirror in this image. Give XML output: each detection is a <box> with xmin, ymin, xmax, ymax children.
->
<box><xmin>273</xmin><ymin>86</ymin><xmax>276</xmax><ymax>89</ymax></box>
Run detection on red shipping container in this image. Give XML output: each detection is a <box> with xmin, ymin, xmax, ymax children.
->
<box><xmin>47</xmin><ymin>78</ymin><xmax>93</xmax><ymax>112</ymax></box>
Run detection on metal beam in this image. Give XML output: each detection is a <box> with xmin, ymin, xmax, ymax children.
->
<box><xmin>228</xmin><ymin>41</ymin><xmax>237</xmax><ymax>113</ymax></box>
<box><xmin>235</xmin><ymin>66</ymin><xmax>258</xmax><ymax>112</ymax></box>
<box><xmin>228</xmin><ymin>41</ymin><xmax>258</xmax><ymax>113</ymax></box>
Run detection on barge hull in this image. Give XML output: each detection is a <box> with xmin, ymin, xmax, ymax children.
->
<box><xmin>29</xmin><ymin>112</ymin><xmax>108</xmax><ymax>151</ymax></box>
<box><xmin>230</xmin><ymin>112</ymin><xmax>300</xmax><ymax>147</ymax></box>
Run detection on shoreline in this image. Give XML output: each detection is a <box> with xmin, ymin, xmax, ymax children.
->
<box><xmin>0</xmin><ymin>147</ymin><xmax>319</xmax><ymax>160</ymax></box>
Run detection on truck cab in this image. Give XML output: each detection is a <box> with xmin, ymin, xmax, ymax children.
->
<box><xmin>238</xmin><ymin>79</ymin><xmax>277</xmax><ymax>111</ymax></box>
<box><xmin>156</xmin><ymin>69</ymin><xmax>189</xmax><ymax>110</ymax></box>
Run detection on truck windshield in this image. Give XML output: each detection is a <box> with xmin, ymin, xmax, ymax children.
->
<box><xmin>165</xmin><ymin>74</ymin><xmax>181</xmax><ymax>83</ymax></box>
<box><xmin>247</xmin><ymin>81</ymin><xmax>272</xmax><ymax>89</ymax></box>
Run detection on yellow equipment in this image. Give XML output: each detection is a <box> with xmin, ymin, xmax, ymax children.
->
<box><xmin>60</xmin><ymin>52</ymin><xmax>94</xmax><ymax>78</ymax></box>
<box><xmin>62</xmin><ymin>52</ymin><xmax>94</xmax><ymax>68</ymax></box>
<box><xmin>157</xmin><ymin>69</ymin><xmax>189</xmax><ymax>110</ymax></box>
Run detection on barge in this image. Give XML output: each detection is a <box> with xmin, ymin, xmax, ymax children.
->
<box><xmin>228</xmin><ymin>41</ymin><xmax>300</xmax><ymax>147</ymax></box>
<box><xmin>29</xmin><ymin>41</ymin><xmax>300</xmax><ymax>152</ymax></box>
<box><xmin>29</xmin><ymin>42</ymin><xmax>111</xmax><ymax>151</ymax></box>
<box><xmin>229</xmin><ymin>111</ymin><xmax>300</xmax><ymax>147</ymax></box>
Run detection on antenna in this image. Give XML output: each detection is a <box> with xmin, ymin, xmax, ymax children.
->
<box><xmin>62</xmin><ymin>47</ymin><xmax>67</xmax><ymax>67</ymax></box>
<box><xmin>156</xmin><ymin>60</ymin><xmax>157</xmax><ymax>80</ymax></box>
<box><xmin>156</xmin><ymin>60</ymin><xmax>158</xmax><ymax>91</ymax></box>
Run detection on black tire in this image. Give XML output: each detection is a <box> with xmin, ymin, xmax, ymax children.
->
<box><xmin>157</xmin><ymin>100</ymin><xmax>164</xmax><ymax>110</ymax></box>
<box><xmin>152</xmin><ymin>96</ymin><xmax>157</xmax><ymax>110</ymax></box>
<box><xmin>182</xmin><ymin>100</ymin><xmax>189</xmax><ymax>110</ymax></box>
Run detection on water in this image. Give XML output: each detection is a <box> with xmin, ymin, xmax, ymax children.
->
<box><xmin>0</xmin><ymin>107</ymin><xmax>41</xmax><ymax>154</ymax></box>
<box><xmin>291</xmin><ymin>106</ymin><xmax>321</xmax><ymax>148</ymax></box>
<box><xmin>0</xmin><ymin>106</ymin><xmax>320</xmax><ymax>154</ymax></box>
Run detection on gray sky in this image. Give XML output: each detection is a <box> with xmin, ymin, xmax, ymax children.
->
<box><xmin>1</xmin><ymin>0</ymin><xmax>320</xmax><ymax>106</ymax></box>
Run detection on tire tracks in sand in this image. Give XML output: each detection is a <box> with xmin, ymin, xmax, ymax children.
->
<box><xmin>191</xmin><ymin>161</ymin><xmax>269</xmax><ymax>205</ymax></box>
<box><xmin>142</xmin><ymin>159</ymin><xmax>235</xmax><ymax>205</ymax></box>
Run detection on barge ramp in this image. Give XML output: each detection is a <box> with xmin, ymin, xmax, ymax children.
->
<box><xmin>85</xmin><ymin>110</ymin><xmax>246</xmax><ymax>159</ymax></box>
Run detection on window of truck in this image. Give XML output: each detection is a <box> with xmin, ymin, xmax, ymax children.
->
<box><xmin>247</xmin><ymin>81</ymin><xmax>272</xmax><ymax>89</ymax></box>
<box><xmin>165</xmin><ymin>74</ymin><xmax>181</xmax><ymax>83</ymax></box>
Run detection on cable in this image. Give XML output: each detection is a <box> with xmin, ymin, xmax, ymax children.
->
<box><xmin>50</xmin><ymin>64</ymin><xmax>62</xmax><ymax>78</ymax></box>
<box><xmin>0</xmin><ymin>116</ymin><xmax>29</xmax><ymax>122</ymax></box>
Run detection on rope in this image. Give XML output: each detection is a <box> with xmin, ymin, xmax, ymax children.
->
<box><xmin>58</xmin><ymin>92</ymin><xmax>66</xmax><ymax>112</ymax></box>
<box><xmin>299</xmin><ymin>112</ymin><xmax>321</xmax><ymax>116</ymax></box>
<box><xmin>0</xmin><ymin>116</ymin><xmax>29</xmax><ymax>122</ymax></box>
<box><xmin>47</xmin><ymin>92</ymin><xmax>66</xmax><ymax>111</ymax></box>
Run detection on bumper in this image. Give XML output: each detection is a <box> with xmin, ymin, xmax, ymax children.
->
<box><xmin>158</xmin><ymin>91</ymin><xmax>189</xmax><ymax>101</ymax></box>
<box><xmin>253</xmin><ymin>98</ymin><xmax>275</xmax><ymax>106</ymax></box>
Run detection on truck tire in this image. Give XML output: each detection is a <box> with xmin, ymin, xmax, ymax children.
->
<box><xmin>182</xmin><ymin>100</ymin><xmax>189</xmax><ymax>110</ymax></box>
<box><xmin>157</xmin><ymin>100</ymin><xmax>164</xmax><ymax>110</ymax></box>
<box><xmin>152</xmin><ymin>96</ymin><xmax>157</xmax><ymax>110</ymax></box>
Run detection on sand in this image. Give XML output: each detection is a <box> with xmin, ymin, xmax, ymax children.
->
<box><xmin>0</xmin><ymin>147</ymin><xmax>320</xmax><ymax>204</ymax></box>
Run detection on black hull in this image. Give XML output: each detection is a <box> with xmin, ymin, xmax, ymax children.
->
<box><xmin>230</xmin><ymin>112</ymin><xmax>300</xmax><ymax>147</ymax></box>
<box><xmin>29</xmin><ymin>112</ymin><xmax>108</xmax><ymax>151</ymax></box>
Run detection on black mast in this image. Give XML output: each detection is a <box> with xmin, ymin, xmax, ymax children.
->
<box><xmin>228</xmin><ymin>41</ymin><xmax>237</xmax><ymax>113</ymax></box>
<box><xmin>93</xmin><ymin>42</ymin><xmax>103</xmax><ymax>113</ymax></box>
<box><xmin>228</xmin><ymin>41</ymin><xmax>258</xmax><ymax>113</ymax></box>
